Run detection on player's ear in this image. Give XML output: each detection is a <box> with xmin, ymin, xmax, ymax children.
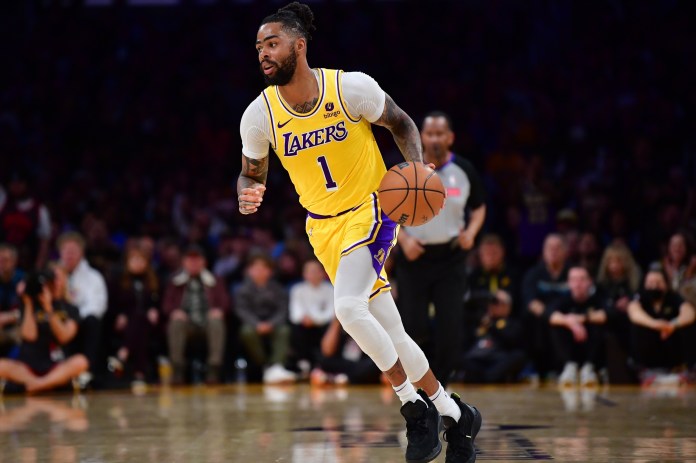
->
<box><xmin>447</xmin><ymin>130</ymin><xmax>455</xmax><ymax>146</ymax></box>
<box><xmin>295</xmin><ymin>37</ymin><xmax>307</xmax><ymax>53</ymax></box>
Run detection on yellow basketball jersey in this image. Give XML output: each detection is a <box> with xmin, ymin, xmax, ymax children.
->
<box><xmin>261</xmin><ymin>69</ymin><xmax>386</xmax><ymax>216</ymax></box>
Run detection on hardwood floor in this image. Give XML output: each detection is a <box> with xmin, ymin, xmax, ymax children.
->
<box><xmin>1</xmin><ymin>384</ymin><xmax>694</xmax><ymax>462</ymax></box>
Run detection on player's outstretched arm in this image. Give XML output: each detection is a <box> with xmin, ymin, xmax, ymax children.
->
<box><xmin>374</xmin><ymin>93</ymin><xmax>423</xmax><ymax>164</ymax></box>
<box><xmin>237</xmin><ymin>154</ymin><xmax>268</xmax><ymax>215</ymax></box>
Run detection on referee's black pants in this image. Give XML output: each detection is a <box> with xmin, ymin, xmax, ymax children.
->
<box><xmin>395</xmin><ymin>241</ymin><xmax>467</xmax><ymax>387</ymax></box>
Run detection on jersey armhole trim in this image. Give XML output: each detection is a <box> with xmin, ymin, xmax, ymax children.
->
<box><xmin>337</xmin><ymin>70</ymin><xmax>363</xmax><ymax>124</ymax></box>
<box><xmin>261</xmin><ymin>90</ymin><xmax>277</xmax><ymax>150</ymax></box>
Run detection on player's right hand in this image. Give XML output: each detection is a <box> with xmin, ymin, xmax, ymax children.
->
<box><xmin>238</xmin><ymin>184</ymin><xmax>266</xmax><ymax>215</ymax></box>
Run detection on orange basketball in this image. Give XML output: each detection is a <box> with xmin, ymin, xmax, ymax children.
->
<box><xmin>378</xmin><ymin>162</ymin><xmax>446</xmax><ymax>226</ymax></box>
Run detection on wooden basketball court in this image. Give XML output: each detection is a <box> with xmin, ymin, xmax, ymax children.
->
<box><xmin>1</xmin><ymin>384</ymin><xmax>694</xmax><ymax>462</ymax></box>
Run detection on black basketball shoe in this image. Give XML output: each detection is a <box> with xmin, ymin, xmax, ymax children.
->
<box><xmin>442</xmin><ymin>392</ymin><xmax>482</xmax><ymax>463</ymax></box>
<box><xmin>400</xmin><ymin>389</ymin><xmax>442</xmax><ymax>462</ymax></box>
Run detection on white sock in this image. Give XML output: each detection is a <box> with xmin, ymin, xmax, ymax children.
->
<box><xmin>429</xmin><ymin>383</ymin><xmax>461</xmax><ymax>422</ymax></box>
<box><xmin>393</xmin><ymin>380</ymin><xmax>423</xmax><ymax>406</ymax></box>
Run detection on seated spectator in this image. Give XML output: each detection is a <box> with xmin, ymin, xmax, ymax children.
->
<box><xmin>459</xmin><ymin>290</ymin><xmax>526</xmax><ymax>383</ymax></box>
<box><xmin>523</xmin><ymin>234</ymin><xmax>571</xmax><ymax>316</ymax></box>
<box><xmin>109</xmin><ymin>245</ymin><xmax>162</xmax><ymax>386</ymax></box>
<box><xmin>156</xmin><ymin>237</ymin><xmax>183</xmax><ymax>285</ymax></box>
<box><xmin>547</xmin><ymin>266</ymin><xmax>608</xmax><ymax>387</ymax></box>
<box><xmin>288</xmin><ymin>260</ymin><xmax>334</xmax><ymax>373</ymax></box>
<box><xmin>163</xmin><ymin>244</ymin><xmax>229</xmax><ymax>385</ymax></box>
<box><xmin>627</xmin><ymin>265</ymin><xmax>695</xmax><ymax>382</ymax></box>
<box><xmin>596</xmin><ymin>242</ymin><xmax>642</xmax><ymax>352</ymax></box>
<box><xmin>575</xmin><ymin>232</ymin><xmax>601</xmax><ymax>277</ymax></box>
<box><xmin>235</xmin><ymin>255</ymin><xmax>295</xmax><ymax>384</ymax></box>
<box><xmin>82</xmin><ymin>216</ymin><xmax>122</xmax><ymax>279</ymax></box>
<box><xmin>661</xmin><ymin>231</ymin><xmax>696</xmax><ymax>292</ymax></box>
<box><xmin>0</xmin><ymin>170</ymin><xmax>51</xmax><ymax>270</ymax></box>
<box><xmin>521</xmin><ymin>233</ymin><xmax>570</xmax><ymax>378</ymax></box>
<box><xmin>0</xmin><ymin>244</ymin><xmax>23</xmax><ymax>356</ymax></box>
<box><xmin>0</xmin><ymin>264</ymin><xmax>88</xmax><ymax>393</ymax></box>
<box><xmin>212</xmin><ymin>234</ymin><xmax>245</xmax><ymax>287</ymax></box>
<box><xmin>311</xmin><ymin>317</ymin><xmax>381</xmax><ymax>386</ymax></box>
<box><xmin>467</xmin><ymin>234</ymin><xmax>521</xmax><ymax>348</ymax></box>
<box><xmin>276</xmin><ymin>250</ymin><xmax>303</xmax><ymax>288</ymax></box>
<box><xmin>58</xmin><ymin>232</ymin><xmax>108</xmax><ymax>386</ymax></box>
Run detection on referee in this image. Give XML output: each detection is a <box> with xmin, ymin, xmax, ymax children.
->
<box><xmin>395</xmin><ymin>111</ymin><xmax>486</xmax><ymax>386</ymax></box>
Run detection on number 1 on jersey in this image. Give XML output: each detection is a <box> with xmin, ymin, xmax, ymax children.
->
<box><xmin>317</xmin><ymin>155</ymin><xmax>338</xmax><ymax>191</ymax></box>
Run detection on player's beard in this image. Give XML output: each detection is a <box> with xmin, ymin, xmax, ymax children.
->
<box><xmin>261</xmin><ymin>47</ymin><xmax>297</xmax><ymax>86</ymax></box>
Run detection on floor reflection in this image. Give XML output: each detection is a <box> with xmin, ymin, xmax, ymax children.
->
<box><xmin>0</xmin><ymin>396</ymin><xmax>88</xmax><ymax>463</ymax></box>
<box><xmin>0</xmin><ymin>385</ymin><xmax>694</xmax><ymax>463</ymax></box>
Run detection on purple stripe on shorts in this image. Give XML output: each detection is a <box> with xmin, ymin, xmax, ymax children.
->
<box><xmin>331</xmin><ymin>193</ymin><xmax>398</xmax><ymax>281</ymax></box>
<box><xmin>306</xmin><ymin>207</ymin><xmax>353</xmax><ymax>220</ymax></box>
<box><xmin>370</xmin><ymin>283</ymin><xmax>391</xmax><ymax>299</ymax></box>
<box><xmin>366</xmin><ymin>209</ymin><xmax>398</xmax><ymax>277</ymax></box>
<box><xmin>367</xmin><ymin>201</ymin><xmax>398</xmax><ymax>275</ymax></box>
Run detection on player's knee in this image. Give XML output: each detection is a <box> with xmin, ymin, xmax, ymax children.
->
<box><xmin>386</xmin><ymin>323</ymin><xmax>409</xmax><ymax>344</ymax></box>
<box><xmin>334</xmin><ymin>296</ymin><xmax>369</xmax><ymax>326</ymax></box>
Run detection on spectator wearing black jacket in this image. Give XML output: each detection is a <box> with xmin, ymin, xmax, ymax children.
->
<box><xmin>521</xmin><ymin>233</ymin><xmax>570</xmax><ymax>379</ymax></box>
<box><xmin>108</xmin><ymin>245</ymin><xmax>162</xmax><ymax>384</ymax></box>
<box><xmin>466</xmin><ymin>234</ymin><xmax>521</xmax><ymax>348</ymax></box>
<box><xmin>547</xmin><ymin>266</ymin><xmax>608</xmax><ymax>387</ymax></box>
<box><xmin>596</xmin><ymin>243</ymin><xmax>642</xmax><ymax>353</ymax></box>
<box><xmin>627</xmin><ymin>265</ymin><xmax>695</xmax><ymax>375</ymax></box>
<box><xmin>460</xmin><ymin>290</ymin><xmax>526</xmax><ymax>383</ymax></box>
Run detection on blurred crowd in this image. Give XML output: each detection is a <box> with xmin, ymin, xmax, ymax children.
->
<box><xmin>1</xmin><ymin>0</ymin><xmax>695</xmax><ymax>391</ymax></box>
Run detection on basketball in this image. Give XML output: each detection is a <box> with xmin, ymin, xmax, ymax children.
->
<box><xmin>378</xmin><ymin>162</ymin><xmax>446</xmax><ymax>226</ymax></box>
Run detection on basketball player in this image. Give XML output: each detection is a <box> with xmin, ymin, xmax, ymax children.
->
<box><xmin>238</xmin><ymin>3</ymin><xmax>481</xmax><ymax>462</ymax></box>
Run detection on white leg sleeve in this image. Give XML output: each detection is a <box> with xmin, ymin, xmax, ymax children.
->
<box><xmin>333</xmin><ymin>247</ymin><xmax>399</xmax><ymax>372</ymax></box>
<box><xmin>369</xmin><ymin>291</ymin><xmax>430</xmax><ymax>382</ymax></box>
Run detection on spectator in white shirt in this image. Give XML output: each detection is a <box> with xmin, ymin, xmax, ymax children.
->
<box><xmin>58</xmin><ymin>232</ymin><xmax>108</xmax><ymax>383</ymax></box>
<box><xmin>288</xmin><ymin>260</ymin><xmax>334</xmax><ymax>372</ymax></box>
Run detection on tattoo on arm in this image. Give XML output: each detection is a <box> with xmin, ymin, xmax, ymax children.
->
<box><xmin>374</xmin><ymin>94</ymin><xmax>423</xmax><ymax>163</ymax></box>
<box><xmin>237</xmin><ymin>155</ymin><xmax>268</xmax><ymax>194</ymax></box>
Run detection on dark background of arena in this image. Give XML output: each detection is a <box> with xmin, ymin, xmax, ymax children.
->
<box><xmin>1</xmin><ymin>0</ymin><xmax>694</xmax><ymax>270</ymax></box>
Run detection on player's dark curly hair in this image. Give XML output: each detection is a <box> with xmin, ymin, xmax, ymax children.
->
<box><xmin>261</xmin><ymin>2</ymin><xmax>316</xmax><ymax>41</ymax></box>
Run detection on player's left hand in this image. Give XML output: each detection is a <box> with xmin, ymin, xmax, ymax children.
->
<box><xmin>239</xmin><ymin>184</ymin><xmax>266</xmax><ymax>215</ymax></box>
